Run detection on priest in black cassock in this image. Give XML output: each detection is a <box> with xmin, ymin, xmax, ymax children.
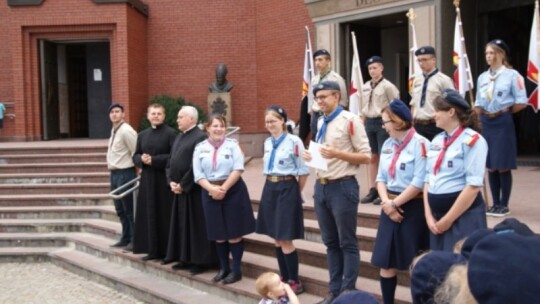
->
<box><xmin>132</xmin><ymin>104</ymin><xmax>177</xmax><ymax>260</ymax></box>
<box><xmin>164</xmin><ymin>106</ymin><xmax>217</xmax><ymax>274</ymax></box>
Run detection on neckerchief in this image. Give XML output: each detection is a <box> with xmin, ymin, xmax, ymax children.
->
<box><xmin>368</xmin><ymin>77</ymin><xmax>384</xmax><ymax>106</ymax></box>
<box><xmin>267</xmin><ymin>132</ymin><xmax>287</xmax><ymax>172</ymax></box>
<box><xmin>207</xmin><ymin>137</ymin><xmax>226</xmax><ymax>171</ymax></box>
<box><xmin>420</xmin><ymin>69</ymin><xmax>439</xmax><ymax>107</ymax></box>
<box><xmin>316</xmin><ymin>106</ymin><xmax>343</xmax><ymax>144</ymax></box>
<box><xmin>318</xmin><ymin>69</ymin><xmax>331</xmax><ymax>82</ymax></box>
<box><xmin>389</xmin><ymin>128</ymin><xmax>416</xmax><ymax>179</ymax></box>
<box><xmin>433</xmin><ymin>126</ymin><xmax>465</xmax><ymax>175</ymax></box>
<box><xmin>487</xmin><ymin>66</ymin><xmax>506</xmax><ymax>101</ymax></box>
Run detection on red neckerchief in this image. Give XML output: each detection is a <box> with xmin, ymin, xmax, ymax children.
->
<box><xmin>389</xmin><ymin>128</ymin><xmax>416</xmax><ymax>179</ymax></box>
<box><xmin>433</xmin><ymin>126</ymin><xmax>465</xmax><ymax>175</ymax></box>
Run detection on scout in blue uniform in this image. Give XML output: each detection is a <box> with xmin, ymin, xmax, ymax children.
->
<box><xmin>193</xmin><ymin>114</ymin><xmax>256</xmax><ymax>284</ymax></box>
<box><xmin>474</xmin><ymin>39</ymin><xmax>528</xmax><ymax>217</ymax></box>
<box><xmin>424</xmin><ymin>89</ymin><xmax>488</xmax><ymax>251</ymax></box>
<box><xmin>370</xmin><ymin>99</ymin><xmax>429</xmax><ymax>304</ymax></box>
<box><xmin>256</xmin><ymin>106</ymin><xmax>309</xmax><ymax>295</ymax></box>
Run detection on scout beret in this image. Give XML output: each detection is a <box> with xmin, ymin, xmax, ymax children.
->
<box><xmin>313</xmin><ymin>81</ymin><xmax>340</xmax><ymax>95</ymax></box>
<box><xmin>108</xmin><ymin>102</ymin><xmax>124</xmax><ymax>113</ymax></box>
<box><xmin>389</xmin><ymin>99</ymin><xmax>412</xmax><ymax>123</ymax></box>
<box><xmin>267</xmin><ymin>105</ymin><xmax>288</xmax><ymax>122</ymax></box>
<box><xmin>441</xmin><ymin>89</ymin><xmax>470</xmax><ymax>110</ymax></box>
<box><xmin>468</xmin><ymin>233</ymin><xmax>540</xmax><ymax>304</ymax></box>
<box><xmin>365</xmin><ymin>56</ymin><xmax>383</xmax><ymax>67</ymax></box>
<box><xmin>333</xmin><ymin>290</ymin><xmax>378</xmax><ymax>304</ymax></box>
<box><xmin>313</xmin><ymin>49</ymin><xmax>331</xmax><ymax>59</ymax></box>
<box><xmin>489</xmin><ymin>39</ymin><xmax>510</xmax><ymax>56</ymax></box>
<box><xmin>415</xmin><ymin>46</ymin><xmax>436</xmax><ymax>56</ymax></box>
<box><xmin>460</xmin><ymin>229</ymin><xmax>494</xmax><ymax>260</ymax></box>
<box><xmin>411</xmin><ymin>251</ymin><xmax>465</xmax><ymax>304</ymax></box>
<box><xmin>493</xmin><ymin>217</ymin><xmax>535</xmax><ymax>237</ymax></box>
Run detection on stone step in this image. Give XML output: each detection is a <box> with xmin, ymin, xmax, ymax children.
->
<box><xmin>0</xmin><ymin>162</ymin><xmax>108</xmax><ymax>174</ymax></box>
<box><xmin>0</xmin><ymin>182</ymin><xmax>110</xmax><ymax>195</ymax></box>
<box><xmin>0</xmin><ymin>172</ymin><xmax>110</xmax><ymax>184</ymax></box>
<box><xmin>0</xmin><ymin>218</ymin><xmax>120</xmax><ymax>240</ymax></box>
<box><xmin>0</xmin><ymin>145</ymin><xmax>107</xmax><ymax>155</ymax></box>
<box><xmin>0</xmin><ymin>153</ymin><xmax>106</xmax><ymax>164</ymax></box>
<box><xmin>0</xmin><ymin>194</ymin><xmax>111</xmax><ymax>207</ymax></box>
<box><xmin>0</xmin><ymin>206</ymin><xmax>117</xmax><ymax>222</ymax></box>
<box><xmin>0</xmin><ymin>246</ymin><xmax>57</xmax><ymax>263</ymax></box>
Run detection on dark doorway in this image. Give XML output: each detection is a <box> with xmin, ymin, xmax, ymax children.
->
<box><xmin>39</xmin><ymin>40</ymin><xmax>112</xmax><ymax>140</ymax></box>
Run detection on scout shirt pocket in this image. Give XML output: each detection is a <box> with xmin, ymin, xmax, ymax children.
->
<box><xmin>276</xmin><ymin>146</ymin><xmax>294</xmax><ymax>170</ymax></box>
<box><xmin>493</xmin><ymin>77</ymin><xmax>512</xmax><ymax>101</ymax></box>
<box><xmin>443</xmin><ymin>145</ymin><xmax>464</xmax><ymax>176</ymax></box>
<box><xmin>397</xmin><ymin>148</ymin><xmax>416</xmax><ymax>181</ymax></box>
<box><xmin>426</xmin><ymin>142</ymin><xmax>442</xmax><ymax>173</ymax></box>
<box><xmin>327</xmin><ymin>121</ymin><xmax>351</xmax><ymax>151</ymax></box>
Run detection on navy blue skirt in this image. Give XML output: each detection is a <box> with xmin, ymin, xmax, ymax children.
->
<box><xmin>256</xmin><ymin>179</ymin><xmax>304</xmax><ymax>240</ymax></box>
<box><xmin>371</xmin><ymin>192</ymin><xmax>429</xmax><ymax>270</ymax></box>
<box><xmin>428</xmin><ymin>191</ymin><xmax>487</xmax><ymax>251</ymax></box>
<box><xmin>481</xmin><ymin>112</ymin><xmax>517</xmax><ymax>170</ymax></box>
<box><xmin>201</xmin><ymin>178</ymin><xmax>256</xmax><ymax>240</ymax></box>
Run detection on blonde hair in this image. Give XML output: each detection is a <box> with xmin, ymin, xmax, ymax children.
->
<box><xmin>434</xmin><ymin>264</ymin><xmax>477</xmax><ymax>304</ymax></box>
<box><xmin>255</xmin><ymin>272</ymin><xmax>278</xmax><ymax>297</ymax></box>
<box><xmin>486</xmin><ymin>43</ymin><xmax>511</xmax><ymax>68</ymax></box>
<box><xmin>265</xmin><ymin>109</ymin><xmax>287</xmax><ymax>131</ymax></box>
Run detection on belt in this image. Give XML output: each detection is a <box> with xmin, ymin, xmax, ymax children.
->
<box><xmin>413</xmin><ymin>119</ymin><xmax>435</xmax><ymax>125</ymax></box>
<box><xmin>317</xmin><ymin>175</ymin><xmax>355</xmax><ymax>185</ymax></box>
<box><xmin>266</xmin><ymin>175</ymin><xmax>296</xmax><ymax>183</ymax></box>
<box><xmin>482</xmin><ymin>108</ymin><xmax>510</xmax><ymax>119</ymax></box>
<box><xmin>209</xmin><ymin>180</ymin><xmax>226</xmax><ymax>186</ymax></box>
<box><xmin>388</xmin><ymin>193</ymin><xmax>423</xmax><ymax>200</ymax></box>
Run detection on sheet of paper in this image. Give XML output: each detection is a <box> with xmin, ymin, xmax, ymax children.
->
<box><xmin>306</xmin><ymin>141</ymin><xmax>328</xmax><ymax>171</ymax></box>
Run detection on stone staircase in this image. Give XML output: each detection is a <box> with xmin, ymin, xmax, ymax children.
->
<box><xmin>0</xmin><ymin>141</ymin><xmax>413</xmax><ymax>304</ymax></box>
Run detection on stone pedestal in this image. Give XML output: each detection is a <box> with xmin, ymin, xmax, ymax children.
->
<box><xmin>207</xmin><ymin>92</ymin><xmax>232</xmax><ymax>125</ymax></box>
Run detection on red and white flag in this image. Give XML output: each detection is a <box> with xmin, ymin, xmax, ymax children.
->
<box><xmin>303</xmin><ymin>26</ymin><xmax>315</xmax><ymax>113</ymax></box>
<box><xmin>527</xmin><ymin>1</ymin><xmax>539</xmax><ymax>112</ymax></box>
<box><xmin>453</xmin><ymin>7</ymin><xmax>474</xmax><ymax>96</ymax></box>
<box><xmin>408</xmin><ymin>20</ymin><xmax>421</xmax><ymax>96</ymax></box>
<box><xmin>349</xmin><ymin>32</ymin><xmax>364</xmax><ymax>116</ymax></box>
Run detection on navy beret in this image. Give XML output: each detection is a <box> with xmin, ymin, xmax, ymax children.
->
<box><xmin>313</xmin><ymin>49</ymin><xmax>331</xmax><ymax>59</ymax></box>
<box><xmin>365</xmin><ymin>56</ymin><xmax>383</xmax><ymax>67</ymax></box>
<box><xmin>415</xmin><ymin>46</ymin><xmax>436</xmax><ymax>56</ymax></box>
<box><xmin>108</xmin><ymin>102</ymin><xmax>124</xmax><ymax>113</ymax></box>
<box><xmin>333</xmin><ymin>290</ymin><xmax>378</xmax><ymax>304</ymax></box>
<box><xmin>460</xmin><ymin>229</ymin><xmax>494</xmax><ymax>260</ymax></box>
<box><xmin>267</xmin><ymin>105</ymin><xmax>288</xmax><ymax>122</ymax></box>
<box><xmin>441</xmin><ymin>89</ymin><xmax>470</xmax><ymax>110</ymax></box>
<box><xmin>411</xmin><ymin>251</ymin><xmax>465</xmax><ymax>304</ymax></box>
<box><xmin>468</xmin><ymin>233</ymin><xmax>540</xmax><ymax>304</ymax></box>
<box><xmin>313</xmin><ymin>81</ymin><xmax>340</xmax><ymax>96</ymax></box>
<box><xmin>388</xmin><ymin>99</ymin><xmax>412</xmax><ymax>123</ymax></box>
<box><xmin>489</xmin><ymin>39</ymin><xmax>510</xmax><ymax>56</ymax></box>
<box><xmin>493</xmin><ymin>217</ymin><xmax>535</xmax><ymax>237</ymax></box>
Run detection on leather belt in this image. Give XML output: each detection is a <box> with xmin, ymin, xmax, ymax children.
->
<box><xmin>266</xmin><ymin>175</ymin><xmax>295</xmax><ymax>183</ymax></box>
<box><xmin>388</xmin><ymin>193</ymin><xmax>423</xmax><ymax>200</ymax></box>
<box><xmin>209</xmin><ymin>180</ymin><xmax>226</xmax><ymax>186</ymax></box>
<box><xmin>482</xmin><ymin>108</ymin><xmax>510</xmax><ymax>119</ymax></box>
<box><xmin>413</xmin><ymin>119</ymin><xmax>435</xmax><ymax>125</ymax></box>
<box><xmin>317</xmin><ymin>175</ymin><xmax>355</xmax><ymax>185</ymax></box>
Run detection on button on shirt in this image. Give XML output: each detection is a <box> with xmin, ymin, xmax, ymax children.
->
<box><xmin>410</xmin><ymin>71</ymin><xmax>455</xmax><ymax>119</ymax></box>
<box><xmin>376</xmin><ymin>132</ymin><xmax>429</xmax><ymax>193</ymax></box>
<box><xmin>475</xmin><ymin>67</ymin><xmax>527</xmax><ymax>113</ymax></box>
<box><xmin>425</xmin><ymin>127</ymin><xmax>488</xmax><ymax>194</ymax></box>
<box><xmin>316</xmin><ymin>110</ymin><xmax>371</xmax><ymax>179</ymax></box>
<box><xmin>193</xmin><ymin>138</ymin><xmax>244</xmax><ymax>182</ymax></box>
<box><xmin>361</xmin><ymin>78</ymin><xmax>399</xmax><ymax>118</ymax></box>
<box><xmin>263</xmin><ymin>133</ymin><xmax>309</xmax><ymax>176</ymax></box>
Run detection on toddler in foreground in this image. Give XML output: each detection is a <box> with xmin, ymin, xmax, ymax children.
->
<box><xmin>256</xmin><ymin>272</ymin><xmax>300</xmax><ymax>304</ymax></box>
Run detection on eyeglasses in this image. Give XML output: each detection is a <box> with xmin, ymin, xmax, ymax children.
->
<box><xmin>314</xmin><ymin>94</ymin><xmax>334</xmax><ymax>101</ymax></box>
<box><xmin>381</xmin><ymin>120</ymin><xmax>393</xmax><ymax>127</ymax></box>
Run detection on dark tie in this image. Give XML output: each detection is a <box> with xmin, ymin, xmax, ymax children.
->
<box><xmin>420</xmin><ymin>69</ymin><xmax>439</xmax><ymax>107</ymax></box>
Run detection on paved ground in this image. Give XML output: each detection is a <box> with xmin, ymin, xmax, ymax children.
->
<box><xmin>0</xmin><ymin>262</ymin><xmax>144</xmax><ymax>304</ymax></box>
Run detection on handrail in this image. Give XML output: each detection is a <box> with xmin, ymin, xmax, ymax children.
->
<box><xmin>109</xmin><ymin>176</ymin><xmax>140</xmax><ymax>200</ymax></box>
<box><xmin>226</xmin><ymin>126</ymin><xmax>240</xmax><ymax>137</ymax></box>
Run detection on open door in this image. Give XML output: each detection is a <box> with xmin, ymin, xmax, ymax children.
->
<box><xmin>40</xmin><ymin>40</ymin><xmax>60</xmax><ymax>140</ymax></box>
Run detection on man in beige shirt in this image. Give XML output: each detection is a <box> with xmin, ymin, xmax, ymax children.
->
<box><xmin>106</xmin><ymin>103</ymin><xmax>137</xmax><ymax>249</ymax></box>
<box><xmin>303</xmin><ymin>81</ymin><xmax>371</xmax><ymax>304</ymax></box>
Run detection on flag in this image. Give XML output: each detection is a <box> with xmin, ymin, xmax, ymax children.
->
<box><xmin>408</xmin><ymin>20</ymin><xmax>421</xmax><ymax>96</ymax></box>
<box><xmin>527</xmin><ymin>1</ymin><xmax>539</xmax><ymax>112</ymax></box>
<box><xmin>453</xmin><ymin>7</ymin><xmax>474</xmax><ymax>96</ymax></box>
<box><xmin>349</xmin><ymin>32</ymin><xmax>363</xmax><ymax>116</ymax></box>
<box><xmin>302</xmin><ymin>26</ymin><xmax>315</xmax><ymax>111</ymax></box>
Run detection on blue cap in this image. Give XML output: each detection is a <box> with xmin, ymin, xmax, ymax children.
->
<box><xmin>411</xmin><ymin>251</ymin><xmax>466</xmax><ymax>304</ymax></box>
<box><xmin>493</xmin><ymin>218</ymin><xmax>535</xmax><ymax>237</ymax></box>
<box><xmin>365</xmin><ymin>56</ymin><xmax>383</xmax><ymax>67</ymax></box>
<box><xmin>468</xmin><ymin>233</ymin><xmax>540</xmax><ymax>304</ymax></box>
<box><xmin>313</xmin><ymin>80</ymin><xmax>340</xmax><ymax>96</ymax></box>
<box><xmin>388</xmin><ymin>99</ymin><xmax>412</xmax><ymax>123</ymax></box>
<box><xmin>489</xmin><ymin>39</ymin><xmax>510</xmax><ymax>56</ymax></box>
<box><xmin>441</xmin><ymin>89</ymin><xmax>470</xmax><ymax>110</ymax></box>
<box><xmin>266</xmin><ymin>105</ymin><xmax>288</xmax><ymax>122</ymax></box>
<box><xmin>108</xmin><ymin>102</ymin><xmax>124</xmax><ymax>113</ymax></box>
<box><xmin>415</xmin><ymin>46</ymin><xmax>436</xmax><ymax>56</ymax></box>
<box><xmin>313</xmin><ymin>49</ymin><xmax>331</xmax><ymax>59</ymax></box>
<box><xmin>333</xmin><ymin>290</ymin><xmax>379</xmax><ymax>304</ymax></box>
<box><xmin>460</xmin><ymin>229</ymin><xmax>494</xmax><ymax>260</ymax></box>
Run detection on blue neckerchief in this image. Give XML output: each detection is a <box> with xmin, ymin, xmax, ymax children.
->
<box><xmin>267</xmin><ymin>132</ymin><xmax>287</xmax><ymax>172</ymax></box>
<box><xmin>420</xmin><ymin>68</ymin><xmax>439</xmax><ymax>107</ymax></box>
<box><xmin>316</xmin><ymin>106</ymin><xmax>343</xmax><ymax>144</ymax></box>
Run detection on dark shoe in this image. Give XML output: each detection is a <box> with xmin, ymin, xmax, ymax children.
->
<box><xmin>212</xmin><ymin>269</ymin><xmax>230</xmax><ymax>282</ymax></box>
<box><xmin>222</xmin><ymin>272</ymin><xmax>242</xmax><ymax>284</ymax></box>
<box><xmin>372</xmin><ymin>197</ymin><xmax>382</xmax><ymax>205</ymax></box>
<box><xmin>110</xmin><ymin>241</ymin><xmax>129</xmax><ymax>248</ymax></box>
<box><xmin>360</xmin><ymin>187</ymin><xmax>378</xmax><ymax>204</ymax></box>
<box><xmin>189</xmin><ymin>265</ymin><xmax>207</xmax><ymax>275</ymax></box>
<box><xmin>141</xmin><ymin>255</ymin><xmax>159</xmax><ymax>261</ymax></box>
<box><xmin>172</xmin><ymin>262</ymin><xmax>191</xmax><ymax>270</ymax></box>
<box><xmin>288</xmin><ymin>280</ymin><xmax>304</xmax><ymax>295</ymax></box>
<box><xmin>160</xmin><ymin>259</ymin><xmax>173</xmax><ymax>265</ymax></box>
<box><xmin>317</xmin><ymin>292</ymin><xmax>336</xmax><ymax>304</ymax></box>
<box><xmin>122</xmin><ymin>243</ymin><xmax>133</xmax><ymax>252</ymax></box>
<box><xmin>492</xmin><ymin>206</ymin><xmax>510</xmax><ymax>217</ymax></box>
<box><xmin>486</xmin><ymin>205</ymin><xmax>498</xmax><ymax>216</ymax></box>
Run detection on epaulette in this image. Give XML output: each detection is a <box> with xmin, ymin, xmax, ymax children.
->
<box><xmin>294</xmin><ymin>143</ymin><xmax>299</xmax><ymax>157</ymax></box>
<box><xmin>420</xmin><ymin>140</ymin><xmax>427</xmax><ymax>158</ymax></box>
<box><xmin>465</xmin><ymin>134</ymin><xmax>480</xmax><ymax>147</ymax></box>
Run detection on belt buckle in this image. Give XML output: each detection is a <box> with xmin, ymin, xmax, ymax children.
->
<box><xmin>319</xmin><ymin>178</ymin><xmax>329</xmax><ymax>185</ymax></box>
<box><xmin>269</xmin><ymin>176</ymin><xmax>280</xmax><ymax>182</ymax></box>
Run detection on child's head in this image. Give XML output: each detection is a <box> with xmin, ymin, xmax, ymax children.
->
<box><xmin>255</xmin><ymin>272</ymin><xmax>286</xmax><ymax>300</ymax></box>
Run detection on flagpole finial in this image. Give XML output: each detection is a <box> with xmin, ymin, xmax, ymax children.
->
<box><xmin>453</xmin><ymin>0</ymin><xmax>460</xmax><ymax>8</ymax></box>
<box><xmin>406</xmin><ymin>8</ymin><xmax>416</xmax><ymax>21</ymax></box>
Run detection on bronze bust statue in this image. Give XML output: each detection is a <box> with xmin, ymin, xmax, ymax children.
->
<box><xmin>209</xmin><ymin>63</ymin><xmax>234</xmax><ymax>93</ymax></box>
